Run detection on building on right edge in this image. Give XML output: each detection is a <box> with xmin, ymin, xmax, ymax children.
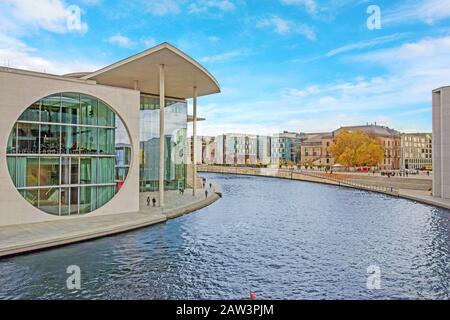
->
<box><xmin>432</xmin><ymin>86</ymin><xmax>450</xmax><ymax>198</ymax></box>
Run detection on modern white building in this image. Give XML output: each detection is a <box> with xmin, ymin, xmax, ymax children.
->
<box><xmin>0</xmin><ymin>43</ymin><xmax>220</xmax><ymax>226</ymax></box>
<box><xmin>215</xmin><ymin>134</ymin><xmax>271</xmax><ymax>165</ymax></box>
<box><xmin>432</xmin><ymin>86</ymin><xmax>450</xmax><ymax>198</ymax></box>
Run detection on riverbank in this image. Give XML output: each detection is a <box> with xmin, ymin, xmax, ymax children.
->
<box><xmin>0</xmin><ymin>182</ymin><xmax>221</xmax><ymax>258</ymax></box>
<box><xmin>198</xmin><ymin>165</ymin><xmax>450</xmax><ymax>211</ymax></box>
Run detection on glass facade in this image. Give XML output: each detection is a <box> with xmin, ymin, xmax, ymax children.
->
<box><xmin>139</xmin><ymin>95</ymin><xmax>187</xmax><ymax>192</ymax></box>
<box><xmin>6</xmin><ymin>93</ymin><xmax>131</xmax><ymax>216</ymax></box>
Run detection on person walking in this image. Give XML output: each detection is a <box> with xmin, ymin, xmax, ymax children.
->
<box><xmin>205</xmin><ymin>190</ymin><xmax>208</xmax><ymax>199</ymax></box>
<box><xmin>152</xmin><ymin>197</ymin><xmax>156</xmax><ymax>207</ymax></box>
<box><xmin>147</xmin><ymin>196</ymin><xmax>151</xmax><ymax>207</ymax></box>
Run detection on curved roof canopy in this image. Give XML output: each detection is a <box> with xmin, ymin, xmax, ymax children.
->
<box><xmin>81</xmin><ymin>42</ymin><xmax>220</xmax><ymax>99</ymax></box>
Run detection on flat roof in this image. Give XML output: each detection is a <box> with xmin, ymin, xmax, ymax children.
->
<box><xmin>81</xmin><ymin>42</ymin><xmax>220</xmax><ymax>99</ymax></box>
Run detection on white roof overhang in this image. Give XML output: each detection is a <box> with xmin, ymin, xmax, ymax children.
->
<box><xmin>81</xmin><ymin>42</ymin><xmax>220</xmax><ymax>99</ymax></box>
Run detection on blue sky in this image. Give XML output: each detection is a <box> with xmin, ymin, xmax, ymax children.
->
<box><xmin>1</xmin><ymin>0</ymin><xmax>450</xmax><ymax>136</ymax></box>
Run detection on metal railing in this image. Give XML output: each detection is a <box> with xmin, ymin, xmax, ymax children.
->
<box><xmin>297</xmin><ymin>169</ymin><xmax>399</xmax><ymax>195</ymax></box>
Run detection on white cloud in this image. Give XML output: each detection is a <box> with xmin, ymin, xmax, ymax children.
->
<box><xmin>324</xmin><ymin>33</ymin><xmax>407</xmax><ymax>58</ymax></box>
<box><xmin>257</xmin><ymin>16</ymin><xmax>316</xmax><ymax>40</ymax></box>
<box><xmin>199</xmin><ymin>50</ymin><xmax>245</xmax><ymax>63</ymax></box>
<box><xmin>188</xmin><ymin>0</ymin><xmax>236</xmax><ymax>14</ymax></box>
<box><xmin>0</xmin><ymin>33</ymin><xmax>100</xmax><ymax>74</ymax></box>
<box><xmin>107</xmin><ymin>34</ymin><xmax>135</xmax><ymax>48</ymax></box>
<box><xmin>3</xmin><ymin>0</ymin><xmax>88</xmax><ymax>34</ymax></box>
<box><xmin>280</xmin><ymin>0</ymin><xmax>317</xmax><ymax>16</ymax></box>
<box><xmin>208</xmin><ymin>36</ymin><xmax>220</xmax><ymax>43</ymax></box>
<box><xmin>385</xmin><ymin>0</ymin><xmax>450</xmax><ymax>25</ymax></box>
<box><xmin>145</xmin><ymin>0</ymin><xmax>181</xmax><ymax>16</ymax></box>
<box><xmin>142</xmin><ymin>37</ymin><xmax>157</xmax><ymax>48</ymax></box>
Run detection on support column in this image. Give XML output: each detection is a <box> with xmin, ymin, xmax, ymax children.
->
<box><xmin>159</xmin><ymin>65</ymin><xmax>165</xmax><ymax>207</ymax></box>
<box><xmin>192</xmin><ymin>86</ymin><xmax>198</xmax><ymax>196</ymax></box>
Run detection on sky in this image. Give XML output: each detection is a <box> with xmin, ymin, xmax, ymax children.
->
<box><xmin>1</xmin><ymin>0</ymin><xmax>450</xmax><ymax>136</ymax></box>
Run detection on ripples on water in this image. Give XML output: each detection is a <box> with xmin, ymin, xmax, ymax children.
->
<box><xmin>0</xmin><ymin>173</ymin><xmax>449</xmax><ymax>299</ymax></box>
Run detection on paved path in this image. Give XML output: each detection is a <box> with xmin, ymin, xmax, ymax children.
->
<box><xmin>0</xmin><ymin>181</ymin><xmax>221</xmax><ymax>258</ymax></box>
<box><xmin>399</xmin><ymin>189</ymin><xmax>450</xmax><ymax>210</ymax></box>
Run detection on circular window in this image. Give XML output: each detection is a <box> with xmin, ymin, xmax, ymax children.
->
<box><xmin>6</xmin><ymin>93</ymin><xmax>131</xmax><ymax>216</ymax></box>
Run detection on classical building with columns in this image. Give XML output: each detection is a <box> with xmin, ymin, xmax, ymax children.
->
<box><xmin>0</xmin><ymin>42</ymin><xmax>220</xmax><ymax>226</ymax></box>
<box><xmin>432</xmin><ymin>86</ymin><xmax>450</xmax><ymax>199</ymax></box>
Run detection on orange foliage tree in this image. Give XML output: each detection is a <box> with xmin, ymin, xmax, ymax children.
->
<box><xmin>327</xmin><ymin>129</ymin><xmax>384</xmax><ymax>168</ymax></box>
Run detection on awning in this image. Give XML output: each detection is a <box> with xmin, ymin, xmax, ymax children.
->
<box><xmin>81</xmin><ymin>42</ymin><xmax>220</xmax><ymax>99</ymax></box>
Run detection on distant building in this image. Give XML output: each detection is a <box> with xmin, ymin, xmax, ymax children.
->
<box><xmin>215</xmin><ymin>134</ymin><xmax>257</xmax><ymax>165</ymax></box>
<box><xmin>186</xmin><ymin>136</ymin><xmax>216</xmax><ymax>164</ymax></box>
<box><xmin>271</xmin><ymin>131</ymin><xmax>302</xmax><ymax>165</ymax></box>
<box><xmin>256</xmin><ymin>135</ymin><xmax>272</xmax><ymax>165</ymax></box>
<box><xmin>300</xmin><ymin>132</ymin><xmax>334</xmax><ymax>166</ymax></box>
<box><xmin>115</xmin><ymin>143</ymin><xmax>132</xmax><ymax>182</ymax></box>
<box><xmin>333</xmin><ymin>124</ymin><xmax>401</xmax><ymax>170</ymax></box>
<box><xmin>400</xmin><ymin>133</ymin><xmax>432</xmax><ymax>170</ymax></box>
<box><xmin>215</xmin><ymin>134</ymin><xmax>271</xmax><ymax>165</ymax></box>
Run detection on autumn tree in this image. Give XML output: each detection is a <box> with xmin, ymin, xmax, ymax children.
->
<box><xmin>328</xmin><ymin>129</ymin><xmax>384</xmax><ymax>168</ymax></box>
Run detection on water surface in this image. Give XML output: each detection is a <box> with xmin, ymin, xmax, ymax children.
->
<box><xmin>0</xmin><ymin>173</ymin><xmax>449</xmax><ymax>299</ymax></box>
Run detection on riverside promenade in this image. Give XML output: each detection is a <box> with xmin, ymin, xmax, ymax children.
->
<box><xmin>199</xmin><ymin>165</ymin><xmax>450</xmax><ymax>211</ymax></box>
<box><xmin>0</xmin><ymin>181</ymin><xmax>221</xmax><ymax>258</ymax></box>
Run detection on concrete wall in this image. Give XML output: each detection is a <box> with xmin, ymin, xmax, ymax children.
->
<box><xmin>433</xmin><ymin>87</ymin><xmax>450</xmax><ymax>198</ymax></box>
<box><xmin>0</xmin><ymin>69</ymin><xmax>140</xmax><ymax>226</ymax></box>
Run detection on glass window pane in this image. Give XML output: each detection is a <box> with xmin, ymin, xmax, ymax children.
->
<box><xmin>7</xmin><ymin>157</ymin><xmax>16</xmax><ymax>186</ymax></box>
<box><xmin>24</xmin><ymin>157</ymin><xmax>39</xmax><ymax>187</ymax></box>
<box><xmin>98</xmin><ymin>101</ymin><xmax>114</xmax><ymax>127</ymax></box>
<box><xmin>19</xmin><ymin>101</ymin><xmax>40</xmax><ymax>122</ymax></box>
<box><xmin>79</xmin><ymin>186</ymin><xmax>97</xmax><ymax>214</ymax></box>
<box><xmin>80</xmin><ymin>95</ymin><xmax>97</xmax><ymax>125</ymax></box>
<box><xmin>20</xmin><ymin>189</ymin><xmax>39</xmax><ymax>207</ymax></box>
<box><xmin>41</xmin><ymin>94</ymin><xmax>61</xmax><ymax>123</ymax></box>
<box><xmin>17</xmin><ymin>123</ymin><xmax>39</xmax><ymax>154</ymax></box>
<box><xmin>98</xmin><ymin>186</ymin><xmax>114</xmax><ymax>207</ymax></box>
<box><xmin>98</xmin><ymin>128</ymin><xmax>115</xmax><ymax>155</ymax></box>
<box><xmin>98</xmin><ymin>158</ymin><xmax>115</xmax><ymax>184</ymax></box>
<box><xmin>61</xmin><ymin>157</ymin><xmax>70</xmax><ymax>185</ymax></box>
<box><xmin>71</xmin><ymin>157</ymin><xmax>79</xmax><ymax>185</ymax></box>
<box><xmin>60</xmin><ymin>187</ymin><xmax>70</xmax><ymax>216</ymax></box>
<box><xmin>40</xmin><ymin>124</ymin><xmax>60</xmax><ymax>154</ymax></box>
<box><xmin>38</xmin><ymin>187</ymin><xmax>59</xmax><ymax>215</ymax></box>
<box><xmin>80</xmin><ymin>157</ymin><xmax>97</xmax><ymax>184</ymax></box>
<box><xmin>61</xmin><ymin>93</ymin><xmax>80</xmax><ymax>124</ymax></box>
<box><xmin>70</xmin><ymin>187</ymin><xmax>79</xmax><ymax>215</ymax></box>
<box><xmin>39</xmin><ymin>157</ymin><xmax>59</xmax><ymax>186</ymax></box>
<box><xmin>7</xmin><ymin>124</ymin><xmax>17</xmax><ymax>153</ymax></box>
<box><xmin>61</xmin><ymin>125</ymin><xmax>80</xmax><ymax>154</ymax></box>
<box><xmin>79</xmin><ymin>127</ymin><xmax>97</xmax><ymax>154</ymax></box>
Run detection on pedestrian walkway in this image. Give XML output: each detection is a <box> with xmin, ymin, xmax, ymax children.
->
<box><xmin>399</xmin><ymin>189</ymin><xmax>450</xmax><ymax>210</ymax></box>
<box><xmin>0</xmin><ymin>180</ymin><xmax>221</xmax><ymax>258</ymax></box>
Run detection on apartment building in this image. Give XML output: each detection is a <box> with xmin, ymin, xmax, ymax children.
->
<box><xmin>400</xmin><ymin>133</ymin><xmax>432</xmax><ymax>170</ymax></box>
